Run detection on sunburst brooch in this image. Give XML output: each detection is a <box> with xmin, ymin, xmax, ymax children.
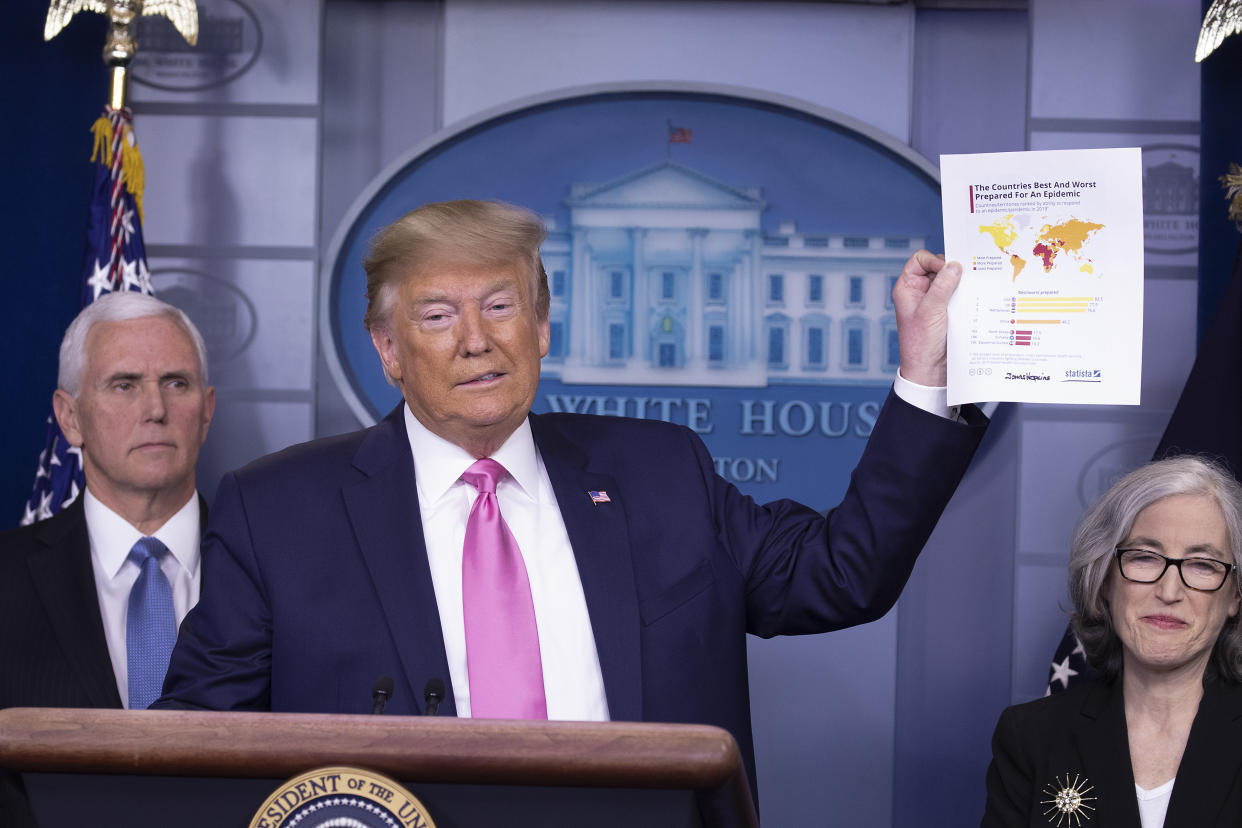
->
<box><xmin>1041</xmin><ymin>773</ymin><xmax>1097</xmax><ymax>826</ymax></box>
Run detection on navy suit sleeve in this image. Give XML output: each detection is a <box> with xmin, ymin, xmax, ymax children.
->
<box><xmin>697</xmin><ymin>389</ymin><xmax>986</xmax><ymax>637</ymax></box>
<box><xmin>155</xmin><ymin>471</ymin><xmax>273</xmax><ymax>710</ymax></box>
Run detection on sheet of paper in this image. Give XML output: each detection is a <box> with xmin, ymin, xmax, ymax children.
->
<box><xmin>941</xmin><ymin>148</ymin><xmax>1144</xmax><ymax>406</ymax></box>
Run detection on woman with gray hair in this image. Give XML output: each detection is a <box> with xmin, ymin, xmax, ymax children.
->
<box><xmin>982</xmin><ymin>456</ymin><xmax>1242</xmax><ymax>827</ymax></box>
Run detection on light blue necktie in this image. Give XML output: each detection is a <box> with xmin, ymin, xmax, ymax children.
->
<box><xmin>126</xmin><ymin>537</ymin><xmax>176</xmax><ymax>710</ymax></box>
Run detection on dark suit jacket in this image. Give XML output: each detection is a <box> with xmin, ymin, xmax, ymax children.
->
<box><xmin>0</xmin><ymin>497</ymin><xmax>122</xmax><ymax>711</ymax></box>
<box><xmin>0</xmin><ymin>494</ymin><xmax>206</xmax><ymax>827</ymax></box>
<box><xmin>982</xmin><ymin>676</ymin><xmax>1242</xmax><ymax>827</ymax></box>
<box><xmin>0</xmin><ymin>497</ymin><xmax>117</xmax><ymax>828</ymax></box>
<box><xmin>158</xmin><ymin>390</ymin><xmax>986</xmax><ymax>801</ymax></box>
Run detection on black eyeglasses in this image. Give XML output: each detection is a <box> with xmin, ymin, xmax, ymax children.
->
<box><xmin>1114</xmin><ymin>548</ymin><xmax>1237</xmax><ymax>592</ymax></box>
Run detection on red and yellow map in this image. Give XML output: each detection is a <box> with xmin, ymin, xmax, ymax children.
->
<box><xmin>978</xmin><ymin>214</ymin><xmax>1105</xmax><ymax>281</ymax></box>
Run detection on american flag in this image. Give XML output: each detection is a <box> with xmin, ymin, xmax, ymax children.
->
<box><xmin>20</xmin><ymin>108</ymin><xmax>152</xmax><ymax>526</ymax></box>
<box><xmin>588</xmin><ymin>490</ymin><xmax>612</xmax><ymax>505</ymax></box>
<box><xmin>667</xmin><ymin>121</ymin><xmax>692</xmax><ymax>144</ymax></box>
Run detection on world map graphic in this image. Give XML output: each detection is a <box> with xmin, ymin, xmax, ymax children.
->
<box><xmin>978</xmin><ymin>214</ymin><xmax>1105</xmax><ymax>281</ymax></box>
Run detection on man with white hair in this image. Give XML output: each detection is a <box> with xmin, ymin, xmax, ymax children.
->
<box><xmin>0</xmin><ymin>291</ymin><xmax>215</xmax><ymax>824</ymax></box>
<box><xmin>1</xmin><ymin>290</ymin><xmax>216</xmax><ymax>708</ymax></box>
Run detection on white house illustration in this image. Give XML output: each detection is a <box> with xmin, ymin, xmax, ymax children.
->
<box><xmin>540</xmin><ymin>161</ymin><xmax>923</xmax><ymax>387</ymax></box>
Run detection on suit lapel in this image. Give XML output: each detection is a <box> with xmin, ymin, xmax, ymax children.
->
<box><xmin>25</xmin><ymin>499</ymin><xmax>122</xmax><ymax>709</ymax></box>
<box><xmin>1164</xmin><ymin>681</ymin><xmax>1242</xmax><ymax>825</ymax></box>
<box><xmin>531</xmin><ymin>415</ymin><xmax>643</xmax><ymax>723</ymax></box>
<box><xmin>1070</xmin><ymin>679</ymin><xmax>1141</xmax><ymax>827</ymax></box>
<box><xmin>343</xmin><ymin>407</ymin><xmax>454</xmax><ymax>715</ymax></box>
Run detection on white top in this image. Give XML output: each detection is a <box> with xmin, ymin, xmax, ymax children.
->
<box><xmin>1136</xmin><ymin>778</ymin><xmax>1174</xmax><ymax>828</ymax></box>
<box><xmin>84</xmin><ymin>489</ymin><xmax>202</xmax><ymax>708</ymax></box>
<box><xmin>406</xmin><ymin>406</ymin><xmax>610</xmax><ymax>720</ymax></box>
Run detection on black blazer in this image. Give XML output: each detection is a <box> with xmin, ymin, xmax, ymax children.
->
<box><xmin>0</xmin><ymin>497</ymin><xmax>121</xmax><ymax>711</ymax></box>
<box><xmin>982</xmin><ymin>676</ymin><xmax>1242</xmax><ymax>827</ymax></box>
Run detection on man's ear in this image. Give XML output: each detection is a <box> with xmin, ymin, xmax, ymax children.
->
<box><xmin>369</xmin><ymin>326</ymin><xmax>402</xmax><ymax>385</ymax></box>
<box><xmin>537</xmin><ymin>315</ymin><xmax>550</xmax><ymax>359</ymax></box>
<box><xmin>200</xmin><ymin>386</ymin><xmax>216</xmax><ymax>442</ymax></box>
<box><xmin>52</xmin><ymin>389</ymin><xmax>84</xmax><ymax>447</ymax></box>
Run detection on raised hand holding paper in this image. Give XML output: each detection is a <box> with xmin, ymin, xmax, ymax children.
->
<box><xmin>941</xmin><ymin>148</ymin><xmax>1144</xmax><ymax>406</ymax></box>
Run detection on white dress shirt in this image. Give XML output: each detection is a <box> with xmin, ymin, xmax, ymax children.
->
<box><xmin>84</xmin><ymin>489</ymin><xmax>202</xmax><ymax>709</ymax></box>
<box><xmin>893</xmin><ymin>370</ymin><xmax>959</xmax><ymax>421</ymax></box>
<box><xmin>405</xmin><ymin>406</ymin><xmax>610</xmax><ymax>720</ymax></box>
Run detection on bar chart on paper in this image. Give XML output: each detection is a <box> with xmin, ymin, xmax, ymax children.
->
<box><xmin>965</xmin><ymin>294</ymin><xmax>1103</xmax><ymax>347</ymax></box>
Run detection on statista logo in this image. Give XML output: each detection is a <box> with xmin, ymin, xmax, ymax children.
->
<box><xmin>1063</xmin><ymin>369</ymin><xmax>1102</xmax><ymax>382</ymax></box>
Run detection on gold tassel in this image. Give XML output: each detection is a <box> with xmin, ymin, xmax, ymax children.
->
<box><xmin>1222</xmin><ymin>162</ymin><xmax>1242</xmax><ymax>233</ymax></box>
<box><xmin>89</xmin><ymin>115</ymin><xmax>113</xmax><ymax>166</ymax></box>
<box><xmin>120</xmin><ymin>124</ymin><xmax>146</xmax><ymax>222</ymax></box>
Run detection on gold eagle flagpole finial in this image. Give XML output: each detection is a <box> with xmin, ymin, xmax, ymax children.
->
<box><xmin>1197</xmin><ymin>0</ymin><xmax>1242</xmax><ymax>62</ymax></box>
<box><xmin>44</xmin><ymin>0</ymin><xmax>198</xmax><ymax>109</ymax></box>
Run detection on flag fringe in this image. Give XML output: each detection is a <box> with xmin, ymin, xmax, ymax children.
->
<box><xmin>89</xmin><ymin>115</ymin><xmax>112</xmax><ymax>165</ymax></box>
<box><xmin>121</xmin><ymin>133</ymin><xmax>146</xmax><ymax>222</ymax></box>
<box><xmin>88</xmin><ymin>112</ymin><xmax>147</xmax><ymax>222</ymax></box>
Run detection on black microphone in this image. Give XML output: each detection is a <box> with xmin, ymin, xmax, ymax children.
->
<box><xmin>371</xmin><ymin>675</ymin><xmax>394</xmax><ymax>715</ymax></box>
<box><xmin>423</xmin><ymin>678</ymin><xmax>445</xmax><ymax>716</ymax></box>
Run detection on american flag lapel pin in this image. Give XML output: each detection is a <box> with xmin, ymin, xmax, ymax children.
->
<box><xmin>588</xmin><ymin>490</ymin><xmax>611</xmax><ymax>505</ymax></box>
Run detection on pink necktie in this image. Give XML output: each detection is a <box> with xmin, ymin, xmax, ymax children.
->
<box><xmin>461</xmin><ymin>458</ymin><xmax>547</xmax><ymax>719</ymax></box>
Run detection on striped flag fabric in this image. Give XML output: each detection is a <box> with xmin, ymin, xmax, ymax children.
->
<box><xmin>20</xmin><ymin>107</ymin><xmax>152</xmax><ymax>526</ymax></box>
<box><xmin>667</xmin><ymin>122</ymin><xmax>692</xmax><ymax>144</ymax></box>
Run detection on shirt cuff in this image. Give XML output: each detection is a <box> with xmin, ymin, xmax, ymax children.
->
<box><xmin>894</xmin><ymin>370</ymin><xmax>960</xmax><ymax>421</ymax></box>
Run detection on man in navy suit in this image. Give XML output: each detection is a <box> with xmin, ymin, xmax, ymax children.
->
<box><xmin>0</xmin><ymin>291</ymin><xmax>215</xmax><ymax>823</ymax></box>
<box><xmin>156</xmin><ymin>200</ymin><xmax>987</xmax><ymax>802</ymax></box>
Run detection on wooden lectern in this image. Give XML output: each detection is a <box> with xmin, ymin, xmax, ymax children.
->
<box><xmin>0</xmin><ymin>708</ymin><xmax>758</xmax><ymax>827</ymax></box>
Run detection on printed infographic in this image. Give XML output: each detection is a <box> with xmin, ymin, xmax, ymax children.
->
<box><xmin>942</xmin><ymin>148</ymin><xmax>1144</xmax><ymax>405</ymax></box>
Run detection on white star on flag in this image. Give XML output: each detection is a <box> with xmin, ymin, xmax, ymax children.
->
<box><xmin>134</xmin><ymin>258</ymin><xmax>153</xmax><ymax>293</ymax></box>
<box><xmin>37</xmin><ymin>489</ymin><xmax>55</xmax><ymax>521</ymax></box>
<box><xmin>87</xmin><ymin>258</ymin><xmax>113</xmax><ymax>299</ymax></box>
<box><xmin>118</xmin><ymin>206</ymin><xmax>135</xmax><ymax>242</ymax></box>
<box><xmin>61</xmin><ymin>479</ymin><xmax>80</xmax><ymax>510</ymax></box>
<box><xmin>120</xmin><ymin>258</ymin><xmax>141</xmax><ymax>292</ymax></box>
<box><xmin>1048</xmin><ymin>655</ymin><xmax>1079</xmax><ymax>690</ymax></box>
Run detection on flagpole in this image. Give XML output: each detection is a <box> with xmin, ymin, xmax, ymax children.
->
<box><xmin>101</xmin><ymin>1</ymin><xmax>139</xmax><ymax>109</ymax></box>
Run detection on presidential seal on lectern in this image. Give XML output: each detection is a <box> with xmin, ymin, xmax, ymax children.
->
<box><xmin>250</xmin><ymin>766</ymin><xmax>436</xmax><ymax>828</ymax></box>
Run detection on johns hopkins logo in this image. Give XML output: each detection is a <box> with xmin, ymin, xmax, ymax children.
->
<box><xmin>322</xmin><ymin>85</ymin><xmax>944</xmax><ymax>498</ymax></box>
<box><xmin>249</xmin><ymin>766</ymin><xmax>436</xmax><ymax>828</ymax></box>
